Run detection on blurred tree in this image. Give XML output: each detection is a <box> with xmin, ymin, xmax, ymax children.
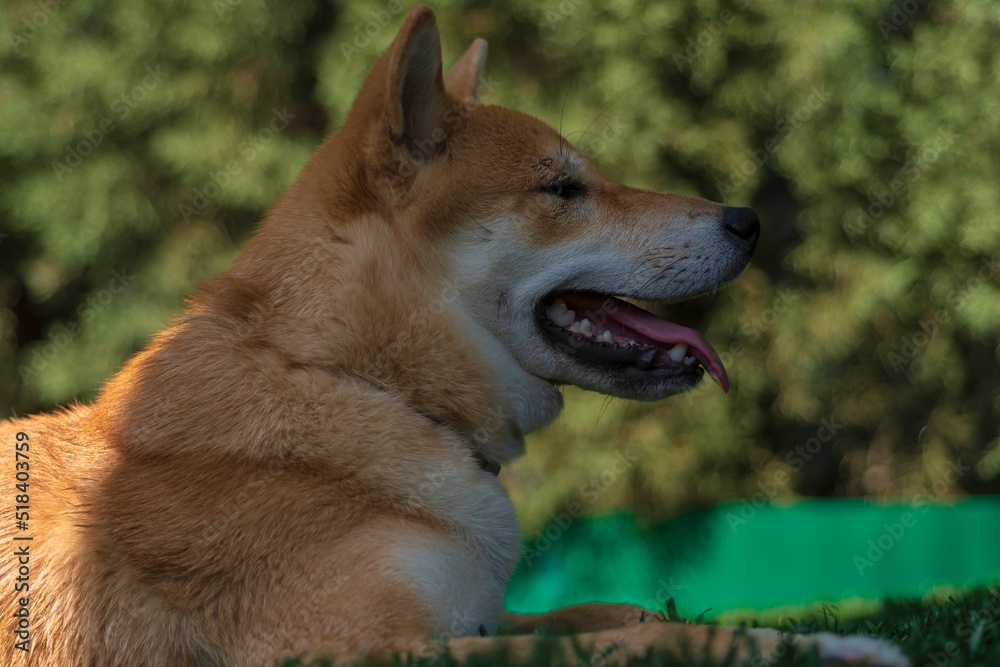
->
<box><xmin>1</xmin><ymin>0</ymin><xmax>998</xmax><ymax>534</ymax></box>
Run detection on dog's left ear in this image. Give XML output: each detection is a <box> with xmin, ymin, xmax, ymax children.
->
<box><xmin>445</xmin><ymin>39</ymin><xmax>488</xmax><ymax>103</ymax></box>
<box><xmin>384</xmin><ymin>5</ymin><xmax>451</xmax><ymax>150</ymax></box>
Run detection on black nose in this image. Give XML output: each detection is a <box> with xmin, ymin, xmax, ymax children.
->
<box><xmin>722</xmin><ymin>206</ymin><xmax>760</xmax><ymax>253</ymax></box>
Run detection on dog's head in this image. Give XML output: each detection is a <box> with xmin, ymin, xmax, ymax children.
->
<box><xmin>304</xmin><ymin>5</ymin><xmax>757</xmax><ymax>437</ymax></box>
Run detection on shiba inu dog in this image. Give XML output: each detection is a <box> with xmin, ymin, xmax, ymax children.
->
<box><xmin>0</xmin><ymin>5</ymin><xmax>909</xmax><ymax>666</ymax></box>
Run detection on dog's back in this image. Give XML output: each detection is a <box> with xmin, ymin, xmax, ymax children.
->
<box><xmin>1</xmin><ymin>280</ymin><xmax>517</xmax><ymax>665</ymax></box>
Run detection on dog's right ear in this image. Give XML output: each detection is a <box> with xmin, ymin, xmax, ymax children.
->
<box><xmin>445</xmin><ymin>39</ymin><xmax>488</xmax><ymax>103</ymax></box>
<box><xmin>383</xmin><ymin>5</ymin><xmax>452</xmax><ymax>158</ymax></box>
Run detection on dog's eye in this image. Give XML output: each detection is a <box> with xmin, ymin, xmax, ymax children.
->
<box><xmin>541</xmin><ymin>180</ymin><xmax>585</xmax><ymax>199</ymax></box>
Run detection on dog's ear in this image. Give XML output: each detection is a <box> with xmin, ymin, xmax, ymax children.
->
<box><xmin>445</xmin><ymin>39</ymin><xmax>488</xmax><ymax>103</ymax></box>
<box><xmin>384</xmin><ymin>4</ymin><xmax>451</xmax><ymax>150</ymax></box>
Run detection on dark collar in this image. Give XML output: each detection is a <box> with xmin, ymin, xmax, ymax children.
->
<box><xmin>473</xmin><ymin>451</ymin><xmax>501</xmax><ymax>476</ymax></box>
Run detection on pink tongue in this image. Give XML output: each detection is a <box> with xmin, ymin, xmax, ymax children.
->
<box><xmin>560</xmin><ymin>293</ymin><xmax>730</xmax><ymax>392</ymax></box>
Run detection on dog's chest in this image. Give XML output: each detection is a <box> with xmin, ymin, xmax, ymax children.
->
<box><xmin>393</xmin><ymin>469</ymin><xmax>521</xmax><ymax>635</ymax></box>
<box><xmin>440</xmin><ymin>469</ymin><xmax>521</xmax><ymax>584</ymax></box>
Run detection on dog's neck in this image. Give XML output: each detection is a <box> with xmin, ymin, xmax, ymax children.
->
<box><xmin>204</xmin><ymin>191</ymin><xmax>555</xmax><ymax>468</ymax></box>
<box><xmin>448</xmin><ymin>301</ymin><xmax>563</xmax><ymax>466</ymax></box>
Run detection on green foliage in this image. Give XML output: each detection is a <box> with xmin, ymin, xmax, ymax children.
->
<box><xmin>1</xmin><ymin>0</ymin><xmax>998</xmax><ymax>531</ymax></box>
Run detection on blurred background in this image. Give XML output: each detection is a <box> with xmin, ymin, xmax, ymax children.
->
<box><xmin>1</xmin><ymin>0</ymin><xmax>998</xmax><ymax>615</ymax></box>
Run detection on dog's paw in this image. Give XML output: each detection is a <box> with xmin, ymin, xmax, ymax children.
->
<box><xmin>793</xmin><ymin>632</ymin><xmax>910</xmax><ymax>666</ymax></box>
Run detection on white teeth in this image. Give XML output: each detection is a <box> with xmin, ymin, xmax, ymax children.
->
<box><xmin>667</xmin><ymin>343</ymin><xmax>688</xmax><ymax>363</ymax></box>
<box><xmin>596</xmin><ymin>330</ymin><xmax>614</xmax><ymax>344</ymax></box>
<box><xmin>683</xmin><ymin>355</ymin><xmax>696</xmax><ymax>366</ymax></box>
<box><xmin>546</xmin><ymin>298</ymin><xmax>576</xmax><ymax>327</ymax></box>
<box><xmin>578</xmin><ymin>318</ymin><xmax>592</xmax><ymax>337</ymax></box>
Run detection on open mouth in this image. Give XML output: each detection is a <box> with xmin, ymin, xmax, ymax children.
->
<box><xmin>536</xmin><ymin>292</ymin><xmax>729</xmax><ymax>392</ymax></box>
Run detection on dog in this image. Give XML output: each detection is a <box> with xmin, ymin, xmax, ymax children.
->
<box><xmin>1</xmin><ymin>5</ymin><xmax>909</xmax><ymax>666</ymax></box>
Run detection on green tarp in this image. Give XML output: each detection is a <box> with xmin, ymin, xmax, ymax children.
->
<box><xmin>506</xmin><ymin>498</ymin><xmax>1000</xmax><ymax>616</ymax></box>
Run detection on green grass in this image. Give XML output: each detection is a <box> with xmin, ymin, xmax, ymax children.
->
<box><xmin>281</xmin><ymin>586</ymin><xmax>1000</xmax><ymax>666</ymax></box>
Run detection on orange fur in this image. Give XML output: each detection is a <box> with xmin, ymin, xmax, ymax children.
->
<box><xmin>1</xmin><ymin>6</ymin><xmax>908</xmax><ymax>666</ymax></box>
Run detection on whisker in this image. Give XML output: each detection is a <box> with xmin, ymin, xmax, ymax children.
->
<box><xmin>596</xmin><ymin>395</ymin><xmax>615</xmax><ymax>423</ymax></box>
